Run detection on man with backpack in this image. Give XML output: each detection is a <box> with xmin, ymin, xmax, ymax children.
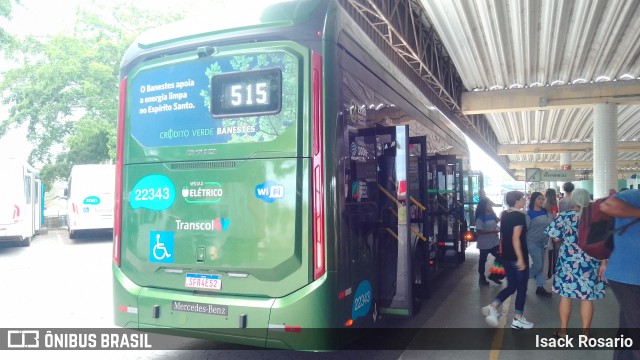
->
<box><xmin>600</xmin><ymin>189</ymin><xmax>640</xmax><ymax>360</ymax></box>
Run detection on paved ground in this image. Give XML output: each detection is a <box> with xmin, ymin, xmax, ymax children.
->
<box><xmin>0</xmin><ymin>229</ymin><xmax>624</xmax><ymax>359</ymax></box>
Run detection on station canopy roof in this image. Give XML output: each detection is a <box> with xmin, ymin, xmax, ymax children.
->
<box><xmin>417</xmin><ymin>0</ymin><xmax>640</xmax><ymax>180</ymax></box>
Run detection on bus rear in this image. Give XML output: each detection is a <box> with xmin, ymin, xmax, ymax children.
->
<box><xmin>113</xmin><ymin>0</ymin><xmax>334</xmax><ymax>349</ymax></box>
<box><xmin>67</xmin><ymin>164</ymin><xmax>115</xmax><ymax>238</ymax></box>
<box><xmin>0</xmin><ymin>161</ymin><xmax>33</xmax><ymax>245</ymax></box>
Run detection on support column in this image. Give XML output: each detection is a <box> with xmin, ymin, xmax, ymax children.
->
<box><xmin>560</xmin><ymin>153</ymin><xmax>571</xmax><ymax>170</ymax></box>
<box><xmin>593</xmin><ymin>103</ymin><xmax>618</xmax><ymax>198</ymax></box>
<box><xmin>559</xmin><ymin>153</ymin><xmax>571</xmax><ymax>193</ymax></box>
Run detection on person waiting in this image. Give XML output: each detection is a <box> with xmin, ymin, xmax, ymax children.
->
<box><xmin>544</xmin><ymin>188</ymin><xmax>606</xmax><ymax>338</ymax></box>
<box><xmin>558</xmin><ymin>182</ymin><xmax>574</xmax><ymax>213</ymax></box>
<box><xmin>475</xmin><ymin>199</ymin><xmax>501</xmax><ymax>286</ymax></box>
<box><xmin>525</xmin><ymin>192</ymin><xmax>554</xmax><ymax>297</ymax></box>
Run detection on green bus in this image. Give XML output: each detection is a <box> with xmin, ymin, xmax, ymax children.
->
<box><xmin>113</xmin><ymin>0</ymin><xmax>473</xmax><ymax>350</ymax></box>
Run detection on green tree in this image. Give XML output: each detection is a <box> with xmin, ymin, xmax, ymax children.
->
<box><xmin>0</xmin><ymin>0</ymin><xmax>19</xmax><ymax>53</ymax></box>
<box><xmin>0</xmin><ymin>1</ymin><xmax>183</xmax><ymax>189</ymax></box>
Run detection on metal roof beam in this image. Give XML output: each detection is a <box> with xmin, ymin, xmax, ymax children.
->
<box><xmin>462</xmin><ymin>80</ymin><xmax>640</xmax><ymax>115</ymax></box>
<box><xmin>511</xmin><ymin>170</ymin><xmax>637</xmax><ymax>182</ymax></box>
<box><xmin>498</xmin><ymin>142</ymin><xmax>640</xmax><ymax>155</ymax></box>
<box><xmin>343</xmin><ymin>0</ymin><xmax>512</xmax><ymax>174</ymax></box>
<box><xmin>508</xmin><ymin>160</ymin><xmax>640</xmax><ymax>170</ymax></box>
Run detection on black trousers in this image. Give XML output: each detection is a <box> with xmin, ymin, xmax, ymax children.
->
<box><xmin>609</xmin><ymin>280</ymin><xmax>640</xmax><ymax>360</ymax></box>
<box><xmin>478</xmin><ymin>245</ymin><xmax>500</xmax><ymax>276</ymax></box>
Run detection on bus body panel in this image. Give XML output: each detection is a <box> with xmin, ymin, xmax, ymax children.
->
<box><xmin>0</xmin><ymin>160</ymin><xmax>40</xmax><ymax>244</ymax></box>
<box><xmin>123</xmin><ymin>44</ymin><xmax>308</xmax><ymax>165</ymax></box>
<box><xmin>116</xmin><ymin>24</ymin><xmax>316</xmax><ymax>338</ymax></box>
<box><xmin>113</xmin><ymin>263</ymin><xmax>336</xmax><ymax>350</ymax></box>
<box><xmin>120</xmin><ymin>158</ymin><xmax>310</xmax><ymax>298</ymax></box>
<box><xmin>67</xmin><ymin>164</ymin><xmax>116</xmax><ymax>233</ymax></box>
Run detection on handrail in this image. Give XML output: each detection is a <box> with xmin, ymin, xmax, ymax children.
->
<box><xmin>385</xmin><ymin>228</ymin><xmax>399</xmax><ymax>241</ymax></box>
<box><xmin>411</xmin><ymin>227</ymin><xmax>427</xmax><ymax>241</ymax></box>
<box><xmin>378</xmin><ymin>185</ymin><xmax>401</xmax><ymax>207</ymax></box>
<box><xmin>410</xmin><ymin>196</ymin><xmax>426</xmax><ymax>211</ymax></box>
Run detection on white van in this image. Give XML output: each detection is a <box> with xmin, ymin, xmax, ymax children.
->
<box><xmin>66</xmin><ymin>164</ymin><xmax>115</xmax><ymax>238</ymax></box>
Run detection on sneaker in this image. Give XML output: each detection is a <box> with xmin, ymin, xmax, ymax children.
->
<box><xmin>536</xmin><ymin>286</ymin><xmax>552</xmax><ymax>297</ymax></box>
<box><xmin>511</xmin><ymin>316</ymin><xmax>534</xmax><ymax>329</ymax></box>
<box><xmin>479</xmin><ymin>275</ymin><xmax>490</xmax><ymax>286</ymax></box>
<box><xmin>482</xmin><ymin>305</ymin><xmax>499</xmax><ymax>327</ymax></box>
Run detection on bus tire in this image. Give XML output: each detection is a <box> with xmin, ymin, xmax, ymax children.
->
<box><xmin>412</xmin><ymin>241</ymin><xmax>430</xmax><ymax>299</ymax></box>
<box><xmin>457</xmin><ymin>249</ymin><xmax>466</xmax><ymax>263</ymax></box>
<box><xmin>20</xmin><ymin>236</ymin><xmax>31</xmax><ymax>247</ymax></box>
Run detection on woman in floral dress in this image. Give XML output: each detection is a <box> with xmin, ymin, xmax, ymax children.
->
<box><xmin>544</xmin><ymin>188</ymin><xmax>606</xmax><ymax>338</ymax></box>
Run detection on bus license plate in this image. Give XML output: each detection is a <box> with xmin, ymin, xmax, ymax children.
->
<box><xmin>185</xmin><ymin>273</ymin><xmax>221</xmax><ymax>290</ymax></box>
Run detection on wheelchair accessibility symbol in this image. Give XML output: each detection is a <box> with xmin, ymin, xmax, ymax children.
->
<box><xmin>150</xmin><ymin>231</ymin><xmax>174</xmax><ymax>263</ymax></box>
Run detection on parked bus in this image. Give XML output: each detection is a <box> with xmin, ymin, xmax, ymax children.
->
<box><xmin>66</xmin><ymin>164</ymin><xmax>115</xmax><ymax>238</ymax></box>
<box><xmin>113</xmin><ymin>0</ymin><xmax>472</xmax><ymax>349</ymax></box>
<box><xmin>0</xmin><ymin>160</ymin><xmax>43</xmax><ymax>246</ymax></box>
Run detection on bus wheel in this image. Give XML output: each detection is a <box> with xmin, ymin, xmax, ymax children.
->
<box><xmin>412</xmin><ymin>242</ymin><xmax>430</xmax><ymax>299</ymax></box>
<box><xmin>457</xmin><ymin>247</ymin><xmax>466</xmax><ymax>263</ymax></box>
<box><xmin>20</xmin><ymin>236</ymin><xmax>32</xmax><ymax>247</ymax></box>
<box><xmin>457</xmin><ymin>237</ymin><xmax>468</xmax><ymax>263</ymax></box>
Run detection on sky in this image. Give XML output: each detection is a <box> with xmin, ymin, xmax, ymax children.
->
<box><xmin>0</xmin><ymin>0</ymin><xmax>79</xmax><ymax>161</ymax></box>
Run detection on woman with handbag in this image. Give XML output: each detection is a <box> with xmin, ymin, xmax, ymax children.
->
<box><xmin>475</xmin><ymin>198</ymin><xmax>501</xmax><ymax>286</ymax></box>
<box><xmin>544</xmin><ymin>188</ymin><xmax>606</xmax><ymax>338</ymax></box>
<box><xmin>482</xmin><ymin>191</ymin><xmax>533</xmax><ymax>329</ymax></box>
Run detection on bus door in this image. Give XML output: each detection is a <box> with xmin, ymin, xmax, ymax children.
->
<box><xmin>23</xmin><ymin>172</ymin><xmax>34</xmax><ymax>237</ymax></box>
<box><xmin>463</xmin><ymin>171</ymin><xmax>484</xmax><ymax>230</ymax></box>
<box><xmin>408</xmin><ymin>136</ymin><xmax>429</xmax><ymax>300</ymax></box>
<box><xmin>427</xmin><ymin>155</ymin><xmax>464</xmax><ymax>265</ymax></box>
<box><xmin>345</xmin><ymin>127</ymin><xmax>379</xmax><ymax>327</ymax></box>
<box><xmin>375</xmin><ymin>125</ymin><xmax>412</xmax><ymax>317</ymax></box>
<box><xmin>452</xmin><ymin>158</ymin><xmax>466</xmax><ymax>263</ymax></box>
<box><xmin>34</xmin><ymin>178</ymin><xmax>42</xmax><ymax>233</ymax></box>
<box><xmin>343</xmin><ymin>124</ymin><xmax>413</xmax><ymax>323</ymax></box>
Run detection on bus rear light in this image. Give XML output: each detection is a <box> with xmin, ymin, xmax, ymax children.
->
<box><xmin>338</xmin><ymin>287</ymin><xmax>352</xmax><ymax>300</ymax></box>
<box><xmin>118</xmin><ymin>305</ymin><xmax>138</xmax><ymax>314</ymax></box>
<box><xmin>463</xmin><ymin>231</ymin><xmax>475</xmax><ymax>242</ymax></box>
<box><xmin>268</xmin><ymin>324</ymin><xmax>302</xmax><ymax>333</ymax></box>
<box><xmin>344</xmin><ymin>319</ymin><xmax>354</xmax><ymax>327</ymax></box>
<box><xmin>114</xmin><ymin>77</ymin><xmax>127</xmax><ymax>267</ymax></box>
<box><xmin>311</xmin><ymin>52</ymin><xmax>325</xmax><ymax>281</ymax></box>
<box><xmin>285</xmin><ymin>325</ymin><xmax>302</xmax><ymax>333</ymax></box>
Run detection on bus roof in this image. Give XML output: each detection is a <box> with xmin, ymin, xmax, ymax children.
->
<box><xmin>0</xmin><ymin>159</ymin><xmax>39</xmax><ymax>177</ymax></box>
<box><xmin>70</xmin><ymin>164</ymin><xmax>114</xmax><ymax>175</ymax></box>
<box><xmin>123</xmin><ymin>0</ymin><xmax>321</xmax><ymax>64</ymax></box>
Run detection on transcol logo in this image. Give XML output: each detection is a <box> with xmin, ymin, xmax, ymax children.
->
<box><xmin>175</xmin><ymin>218</ymin><xmax>230</xmax><ymax>231</ymax></box>
<box><xmin>255</xmin><ymin>181</ymin><xmax>285</xmax><ymax>203</ymax></box>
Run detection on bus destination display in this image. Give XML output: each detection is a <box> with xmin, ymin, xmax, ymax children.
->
<box><xmin>210</xmin><ymin>68</ymin><xmax>281</xmax><ymax>118</ymax></box>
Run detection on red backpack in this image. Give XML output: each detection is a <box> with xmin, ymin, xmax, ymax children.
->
<box><xmin>578</xmin><ymin>197</ymin><xmax>640</xmax><ymax>260</ymax></box>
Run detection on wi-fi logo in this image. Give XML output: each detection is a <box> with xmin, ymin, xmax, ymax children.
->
<box><xmin>255</xmin><ymin>181</ymin><xmax>285</xmax><ymax>203</ymax></box>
